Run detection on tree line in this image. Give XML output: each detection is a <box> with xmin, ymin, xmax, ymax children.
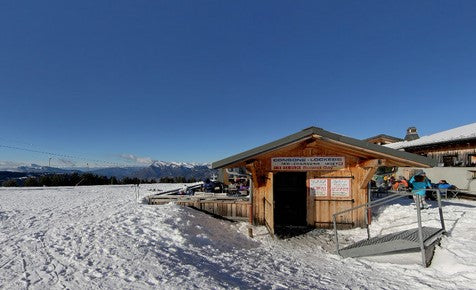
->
<box><xmin>1</xmin><ymin>173</ymin><xmax>199</xmax><ymax>187</ymax></box>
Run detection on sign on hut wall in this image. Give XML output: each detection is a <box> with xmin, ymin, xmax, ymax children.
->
<box><xmin>330</xmin><ymin>179</ymin><xmax>351</xmax><ymax>197</ymax></box>
<box><xmin>310</xmin><ymin>178</ymin><xmax>328</xmax><ymax>196</ymax></box>
<box><xmin>271</xmin><ymin>157</ymin><xmax>345</xmax><ymax>171</ymax></box>
<box><xmin>310</xmin><ymin>178</ymin><xmax>352</xmax><ymax>198</ymax></box>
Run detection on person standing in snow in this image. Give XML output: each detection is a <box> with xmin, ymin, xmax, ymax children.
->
<box><xmin>411</xmin><ymin>174</ymin><xmax>430</xmax><ymax>209</ymax></box>
<box><xmin>409</xmin><ymin>170</ymin><xmax>432</xmax><ymax>196</ymax></box>
<box><xmin>409</xmin><ymin>170</ymin><xmax>432</xmax><ymax>187</ymax></box>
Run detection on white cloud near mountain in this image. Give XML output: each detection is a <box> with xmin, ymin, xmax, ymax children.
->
<box><xmin>119</xmin><ymin>154</ymin><xmax>154</xmax><ymax>165</ymax></box>
<box><xmin>0</xmin><ymin>160</ymin><xmax>26</xmax><ymax>170</ymax></box>
<box><xmin>57</xmin><ymin>159</ymin><xmax>76</xmax><ymax>167</ymax></box>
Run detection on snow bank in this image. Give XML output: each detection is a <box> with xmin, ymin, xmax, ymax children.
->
<box><xmin>1</xmin><ymin>185</ymin><xmax>475</xmax><ymax>289</ymax></box>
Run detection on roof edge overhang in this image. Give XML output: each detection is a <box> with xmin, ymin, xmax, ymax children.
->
<box><xmin>212</xmin><ymin>127</ymin><xmax>437</xmax><ymax>169</ymax></box>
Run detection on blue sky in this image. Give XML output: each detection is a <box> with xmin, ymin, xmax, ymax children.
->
<box><xmin>1</xmin><ymin>1</ymin><xmax>475</xmax><ymax>167</ymax></box>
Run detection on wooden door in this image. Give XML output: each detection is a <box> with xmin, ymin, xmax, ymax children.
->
<box><xmin>264</xmin><ymin>172</ymin><xmax>274</xmax><ymax>235</ymax></box>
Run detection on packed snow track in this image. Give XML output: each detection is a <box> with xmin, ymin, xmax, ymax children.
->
<box><xmin>1</xmin><ymin>185</ymin><xmax>475</xmax><ymax>289</ymax></box>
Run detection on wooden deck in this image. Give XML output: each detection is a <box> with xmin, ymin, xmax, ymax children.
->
<box><xmin>147</xmin><ymin>193</ymin><xmax>251</xmax><ymax>222</ymax></box>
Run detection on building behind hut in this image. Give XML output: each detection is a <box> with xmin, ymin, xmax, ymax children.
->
<box><xmin>364</xmin><ymin>134</ymin><xmax>403</xmax><ymax>146</ymax></box>
<box><xmin>381</xmin><ymin>123</ymin><xmax>476</xmax><ymax>191</ymax></box>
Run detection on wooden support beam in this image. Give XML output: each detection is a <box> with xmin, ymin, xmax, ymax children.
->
<box><xmin>245</xmin><ymin>161</ymin><xmax>259</xmax><ymax>188</ymax></box>
<box><xmin>360</xmin><ymin>167</ymin><xmax>378</xmax><ymax>189</ymax></box>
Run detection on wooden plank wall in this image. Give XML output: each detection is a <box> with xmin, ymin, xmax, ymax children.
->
<box><xmin>307</xmin><ymin>165</ymin><xmax>370</xmax><ymax>228</ymax></box>
<box><xmin>150</xmin><ymin>199</ymin><xmax>251</xmax><ymax>221</ymax></box>
<box><xmin>407</xmin><ymin>141</ymin><xmax>476</xmax><ymax>167</ymax></box>
<box><xmin>427</xmin><ymin>148</ymin><xmax>476</xmax><ymax>166</ymax></box>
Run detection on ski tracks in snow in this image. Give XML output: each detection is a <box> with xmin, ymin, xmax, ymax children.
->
<box><xmin>0</xmin><ymin>186</ymin><xmax>142</xmax><ymax>289</ymax></box>
<box><xmin>2</xmin><ymin>186</ymin><xmax>476</xmax><ymax>289</ymax></box>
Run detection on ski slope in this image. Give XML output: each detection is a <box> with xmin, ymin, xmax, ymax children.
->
<box><xmin>1</xmin><ymin>184</ymin><xmax>475</xmax><ymax>289</ymax></box>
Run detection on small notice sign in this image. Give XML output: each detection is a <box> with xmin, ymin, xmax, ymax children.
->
<box><xmin>271</xmin><ymin>157</ymin><xmax>345</xmax><ymax>171</ymax></box>
<box><xmin>310</xmin><ymin>178</ymin><xmax>328</xmax><ymax>196</ymax></box>
<box><xmin>330</xmin><ymin>179</ymin><xmax>351</xmax><ymax>197</ymax></box>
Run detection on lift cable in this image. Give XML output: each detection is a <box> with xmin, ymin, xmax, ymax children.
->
<box><xmin>0</xmin><ymin>144</ymin><xmax>129</xmax><ymax>167</ymax></box>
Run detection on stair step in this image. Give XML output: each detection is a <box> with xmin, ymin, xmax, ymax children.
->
<box><xmin>339</xmin><ymin>227</ymin><xmax>444</xmax><ymax>258</ymax></box>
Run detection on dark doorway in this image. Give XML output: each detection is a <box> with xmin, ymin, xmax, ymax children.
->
<box><xmin>273</xmin><ymin>172</ymin><xmax>309</xmax><ymax>237</ymax></box>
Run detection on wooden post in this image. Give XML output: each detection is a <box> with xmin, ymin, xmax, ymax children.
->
<box><xmin>248</xmin><ymin>203</ymin><xmax>253</xmax><ymax>225</ymax></box>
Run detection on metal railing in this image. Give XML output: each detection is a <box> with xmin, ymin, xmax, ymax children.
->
<box><xmin>332</xmin><ymin>188</ymin><xmax>446</xmax><ymax>267</ymax></box>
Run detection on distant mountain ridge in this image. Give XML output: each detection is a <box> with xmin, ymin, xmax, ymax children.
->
<box><xmin>151</xmin><ymin>161</ymin><xmax>210</xmax><ymax>169</ymax></box>
<box><xmin>5</xmin><ymin>161</ymin><xmax>215</xmax><ymax>180</ymax></box>
<box><xmin>134</xmin><ymin>162</ymin><xmax>214</xmax><ymax>180</ymax></box>
<box><xmin>15</xmin><ymin>164</ymin><xmax>81</xmax><ymax>174</ymax></box>
<box><xmin>90</xmin><ymin>167</ymin><xmax>143</xmax><ymax>179</ymax></box>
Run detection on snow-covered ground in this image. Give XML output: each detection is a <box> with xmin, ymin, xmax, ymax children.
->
<box><xmin>1</xmin><ymin>184</ymin><xmax>475</xmax><ymax>289</ymax></box>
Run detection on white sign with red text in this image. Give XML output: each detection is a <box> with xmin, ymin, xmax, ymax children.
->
<box><xmin>330</xmin><ymin>179</ymin><xmax>351</xmax><ymax>197</ymax></box>
<box><xmin>309</xmin><ymin>178</ymin><xmax>328</xmax><ymax>196</ymax></box>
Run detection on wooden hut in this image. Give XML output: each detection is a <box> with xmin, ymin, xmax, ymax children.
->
<box><xmin>212</xmin><ymin>127</ymin><xmax>436</xmax><ymax>235</ymax></box>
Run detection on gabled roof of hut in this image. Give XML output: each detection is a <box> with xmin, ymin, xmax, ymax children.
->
<box><xmin>212</xmin><ymin>126</ymin><xmax>436</xmax><ymax>169</ymax></box>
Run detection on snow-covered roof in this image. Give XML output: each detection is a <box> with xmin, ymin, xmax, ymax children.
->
<box><xmin>385</xmin><ymin>122</ymin><xmax>476</xmax><ymax>150</ymax></box>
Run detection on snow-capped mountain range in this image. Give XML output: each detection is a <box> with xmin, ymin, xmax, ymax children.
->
<box><xmin>133</xmin><ymin>161</ymin><xmax>214</xmax><ymax>180</ymax></box>
<box><xmin>3</xmin><ymin>161</ymin><xmax>215</xmax><ymax>180</ymax></box>
<box><xmin>151</xmin><ymin>161</ymin><xmax>211</xmax><ymax>169</ymax></box>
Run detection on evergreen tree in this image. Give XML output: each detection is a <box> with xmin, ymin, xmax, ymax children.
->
<box><xmin>81</xmin><ymin>173</ymin><xmax>95</xmax><ymax>185</ymax></box>
<box><xmin>2</xmin><ymin>179</ymin><xmax>18</xmax><ymax>187</ymax></box>
<box><xmin>159</xmin><ymin>177</ymin><xmax>174</xmax><ymax>183</ymax></box>
<box><xmin>39</xmin><ymin>175</ymin><xmax>52</xmax><ymax>186</ymax></box>
<box><xmin>70</xmin><ymin>173</ymin><xmax>82</xmax><ymax>185</ymax></box>
<box><xmin>121</xmin><ymin>177</ymin><xmax>141</xmax><ymax>185</ymax></box>
<box><xmin>174</xmin><ymin>176</ymin><xmax>186</xmax><ymax>183</ymax></box>
<box><xmin>51</xmin><ymin>174</ymin><xmax>67</xmax><ymax>186</ymax></box>
<box><xmin>24</xmin><ymin>177</ymin><xmax>40</xmax><ymax>187</ymax></box>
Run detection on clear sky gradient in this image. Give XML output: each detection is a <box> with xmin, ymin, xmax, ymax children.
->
<box><xmin>1</xmin><ymin>1</ymin><xmax>475</xmax><ymax>167</ymax></box>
